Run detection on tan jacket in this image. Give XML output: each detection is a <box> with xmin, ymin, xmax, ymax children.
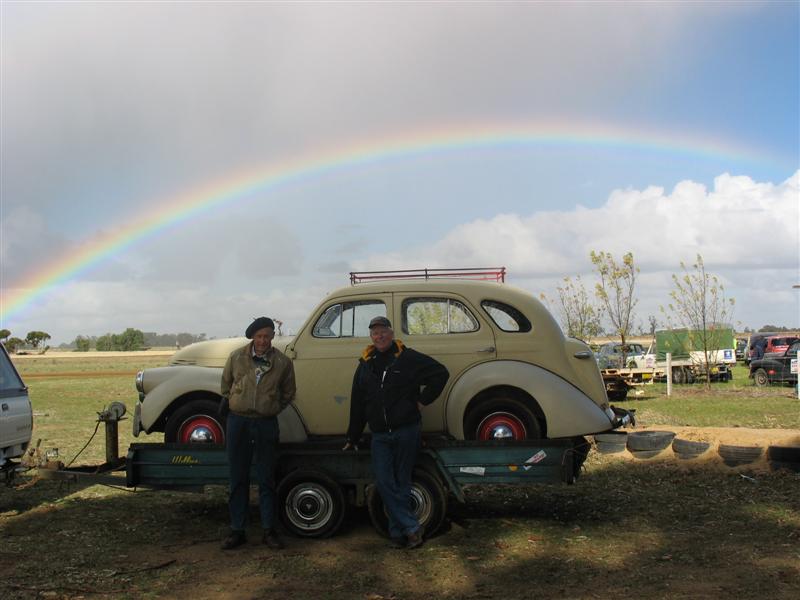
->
<box><xmin>221</xmin><ymin>343</ymin><xmax>296</xmax><ymax>418</ymax></box>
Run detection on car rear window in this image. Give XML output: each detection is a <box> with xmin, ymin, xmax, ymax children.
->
<box><xmin>481</xmin><ymin>300</ymin><xmax>532</xmax><ymax>333</ymax></box>
<box><xmin>402</xmin><ymin>298</ymin><xmax>479</xmax><ymax>335</ymax></box>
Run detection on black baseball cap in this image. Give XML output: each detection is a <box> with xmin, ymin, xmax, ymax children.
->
<box><xmin>368</xmin><ymin>316</ymin><xmax>392</xmax><ymax>329</ymax></box>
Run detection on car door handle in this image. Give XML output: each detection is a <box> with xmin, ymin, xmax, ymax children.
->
<box><xmin>1</xmin><ymin>403</ymin><xmax>8</xmax><ymax>411</ymax></box>
<box><xmin>574</xmin><ymin>351</ymin><xmax>594</xmax><ymax>359</ymax></box>
<box><xmin>477</xmin><ymin>347</ymin><xmax>495</xmax><ymax>353</ymax></box>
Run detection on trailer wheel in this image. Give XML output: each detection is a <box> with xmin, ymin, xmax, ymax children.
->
<box><xmin>672</xmin><ymin>367</ymin><xmax>686</xmax><ymax>385</ymax></box>
<box><xmin>753</xmin><ymin>368</ymin><xmax>769</xmax><ymax>387</ymax></box>
<box><xmin>277</xmin><ymin>470</ymin><xmax>345</xmax><ymax>538</ymax></box>
<box><xmin>164</xmin><ymin>399</ymin><xmax>225</xmax><ymax>444</ymax></box>
<box><xmin>465</xmin><ymin>395</ymin><xmax>541</xmax><ymax>441</ymax></box>
<box><xmin>367</xmin><ymin>468</ymin><xmax>447</xmax><ymax>538</ymax></box>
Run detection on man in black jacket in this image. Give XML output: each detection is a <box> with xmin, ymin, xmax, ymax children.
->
<box><xmin>344</xmin><ymin>316</ymin><xmax>449</xmax><ymax>549</ymax></box>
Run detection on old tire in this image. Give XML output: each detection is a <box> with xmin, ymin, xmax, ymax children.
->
<box><xmin>277</xmin><ymin>470</ymin><xmax>346</xmax><ymax>538</ymax></box>
<box><xmin>627</xmin><ymin>430</ymin><xmax>675</xmax><ymax>452</ymax></box>
<box><xmin>672</xmin><ymin>367</ymin><xmax>686</xmax><ymax>385</ymax></box>
<box><xmin>767</xmin><ymin>446</ymin><xmax>800</xmax><ymax>472</ymax></box>
<box><xmin>672</xmin><ymin>438</ymin><xmax>711</xmax><ymax>459</ymax></box>
<box><xmin>164</xmin><ymin>399</ymin><xmax>225</xmax><ymax>444</ymax></box>
<box><xmin>367</xmin><ymin>468</ymin><xmax>447</xmax><ymax>538</ymax></box>
<box><xmin>593</xmin><ymin>432</ymin><xmax>628</xmax><ymax>454</ymax></box>
<box><xmin>753</xmin><ymin>369</ymin><xmax>769</xmax><ymax>387</ymax></box>
<box><xmin>464</xmin><ymin>395</ymin><xmax>541</xmax><ymax>441</ymax></box>
<box><xmin>718</xmin><ymin>444</ymin><xmax>763</xmax><ymax>466</ymax></box>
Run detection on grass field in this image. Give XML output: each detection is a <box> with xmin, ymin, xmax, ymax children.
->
<box><xmin>2</xmin><ymin>355</ymin><xmax>799</xmax><ymax>599</ymax></box>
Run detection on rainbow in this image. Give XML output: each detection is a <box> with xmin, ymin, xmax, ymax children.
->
<box><xmin>0</xmin><ymin>120</ymin><xmax>771</xmax><ymax>326</ymax></box>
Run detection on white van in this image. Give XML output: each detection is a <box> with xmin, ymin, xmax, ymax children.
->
<box><xmin>0</xmin><ymin>343</ymin><xmax>32</xmax><ymax>468</ymax></box>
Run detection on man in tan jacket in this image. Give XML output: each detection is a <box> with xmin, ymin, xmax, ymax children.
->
<box><xmin>220</xmin><ymin>317</ymin><xmax>296</xmax><ymax>550</ymax></box>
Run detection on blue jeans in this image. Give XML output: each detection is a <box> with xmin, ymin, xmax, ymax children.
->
<box><xmin>371</xmin><ymin>422</ymin><xmax>421</xmax><ymax>538</ymax></box>
<box><xmin>226</xmin><ymin>413</ymin><xmax>279</xmax><ymax>532</ymax></box>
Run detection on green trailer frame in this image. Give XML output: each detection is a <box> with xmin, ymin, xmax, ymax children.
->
<box><xmin>40</xmin><ymin>436</ymin><xmax>587</xmax><ymax>539</ymax></box>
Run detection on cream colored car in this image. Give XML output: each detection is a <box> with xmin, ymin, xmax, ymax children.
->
<box><xmin>133</xmin><ymin>278</ymin><xmax>626</xmax><ymax>444</ymax></box>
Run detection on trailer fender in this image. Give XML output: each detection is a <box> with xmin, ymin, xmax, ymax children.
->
<box><xmin>445</xmin><ymin>361</ymin><xmax>613</xmax><ymax>439</ymax></box>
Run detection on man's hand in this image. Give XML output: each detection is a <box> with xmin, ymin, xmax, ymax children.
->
<box><xmin>342</xmin><ymin>441</ymin><xmax>358</xmax><ymax>451</ymax></box>
<box><xmin>417</xmin><ymin>402</ymin><xmax>425</xmax><ymax>412</ymax></box>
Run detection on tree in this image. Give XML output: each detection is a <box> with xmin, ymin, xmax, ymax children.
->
<box><xmin>542</xmin><ymin>276</ymin><xmax>602</xmax><ymax>342</ymax></box>
<box><xmin>25</xmin><ymin>331</ymin><xmax>51</xmax><ymax>350</ymax></box>
<box><xmin>660</xmin><ymin>254</ymin><xmax>735</xmax><ymax>387</ymax></box>
<box><xmin>74</xmin><ymin>336</ymin><xmax>91</xmax><ymax>352</ymax></box>
<box><xmin>0</xmin><ymin>329</ymin><xmax>10</xmax><ymax>342</ymax></box>
<box><xmin>115</xmin><ymin>328</ymin><xmax>145</xmax><ymax>351</ymax></box>
<box><xmin>591</xmin><ymin>250</ymin><xmax>639</xmax><ymax>366</ymax></box>
<box><xmin>5</xmin><ymin>337</ymin><xmax>24</xmax><ymax>352</ymax></box>
<box><xmin>96</xmin><ymin>334</ymin><xmax>114</xmax><ymax>351</ymax></box>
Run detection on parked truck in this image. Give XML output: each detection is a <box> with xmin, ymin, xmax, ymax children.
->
<box><xmin>633</xmin><ymin>328</ymin><xmax>736</xmax><ymax>383</ymax></box>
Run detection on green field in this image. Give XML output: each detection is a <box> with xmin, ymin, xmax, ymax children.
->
<box><xmin>2</xmin><ymin>355</ymin><xmax>799</xmax><ymax>599</ymax></box>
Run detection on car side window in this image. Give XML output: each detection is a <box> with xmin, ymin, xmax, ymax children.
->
<box><xmin>788</xmin><ymin>342</ymin><xmax>800</xmax><ymax>356</ymax></box>
<box><xmin>402</xmin><ymin>298</ymin><xmax>479</xmax><ymax>335</ymax></box>
<box><xmin>312</xmin><ymin>301</ymin><xmax>386</xmax><ymax>338</ymax></box>
<box><xmin>481</xmin><ymin>300</ymin><xmax>532</xmax><ymax>333</ymax></box>
<box><xmin>0</xmin><ymin>348</ymin><xmax>24</xmax><ymax>391</ymax></box>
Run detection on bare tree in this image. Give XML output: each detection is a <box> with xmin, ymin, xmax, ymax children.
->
<box><xmin>541</xmin><ymin>276</ymin><xmax>602</xmax><ymax>342</ymax></box>
<box><xmin>591</xmin><ymin>251</ymin><xmax>638</xmax><ymax>365</ymax></box>
<box><xmin>661</xmin><ymin>254</ymin><xmax>735</xmax><ymax>387</ymax></box>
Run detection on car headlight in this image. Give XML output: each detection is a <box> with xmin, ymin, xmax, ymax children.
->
<box><xmin>135</xmin><ymin>370</ymin><xmax>144</xmax><ymax>393</ymax></box>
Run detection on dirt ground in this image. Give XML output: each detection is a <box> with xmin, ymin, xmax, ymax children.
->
<box><xmin>2</xmin><ymin>426</ymin><xmax>799</xmax><ymax>600</ymax></box>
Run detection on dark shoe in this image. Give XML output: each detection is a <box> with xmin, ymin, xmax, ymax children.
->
<box><xmin>221</xmin><ymin>530</ymin><xmax>246</xmax><ymax>550</ymax></box>
<box><xmin>389</xmin><ymin>536</ymin><xmax>406</xmax><ymax>549</ymax></box>
<box><xmin>406</xmin><ymin>526</ymin><xmax>425</xmax><ymax>549</ymax></box>
<box><xmin>262</xmin><ymin>529</ymin><xmax>285</xmax><ymax>550</ymax></box>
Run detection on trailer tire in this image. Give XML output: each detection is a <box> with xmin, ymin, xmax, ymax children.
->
<box><xmin>367</xmin><ymin>468</ymin><xmax>447</xmax><ymax>538</ymax></box>
<box><xmin>164</xmin><ymin>399</ymin><xmax>225</xmax><ymax>444</ymax></box>
<box><xmin>277</xmin><ymin>470</ymin><xmax>346</xmax><ymax>538</ymax></box>
<box><xmin>672</xmin><ymin>367</ymin><xmax>686</xmax><ymax>385</ymax></box>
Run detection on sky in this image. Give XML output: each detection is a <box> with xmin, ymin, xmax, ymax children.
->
<box><xmin>1</xmin><ymin>1</ymin><xmax>798</xmax><ymax>344</ymax></box>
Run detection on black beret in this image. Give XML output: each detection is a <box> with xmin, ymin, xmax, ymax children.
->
<box><xmin>246</xmin><ymin>316</ymin><xmax>275</xmax><ymax>339</ymax></box>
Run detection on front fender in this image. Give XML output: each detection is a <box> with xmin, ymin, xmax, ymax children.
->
<box><xmin>136</xmin><ymin>366</ymin><xmax>308</xmax><ymax>442</ymax></box>
<box><xmin>445</xmin><ymin>361</ymin><xmax>615</xmax><ymax>439</ymax></box>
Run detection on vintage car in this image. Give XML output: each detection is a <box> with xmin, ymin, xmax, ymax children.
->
<box><xmin>595</xmin><ymin>342</ymin><xmax>646</xmax><ymax>370</ymax></box>
<box><xmin>750</xmin><ymin>341</ymin><xmax>799</xmax><ymax>387</ymax></box>
<box><xmin>0</xmin><ymin>343</ymin><xmax>32</xmax><ymax>469</ymax></box>
<box><xmin>133</xmin><ymin>273</ymin><xmax>629</xmax><ymax>445</ymax></box>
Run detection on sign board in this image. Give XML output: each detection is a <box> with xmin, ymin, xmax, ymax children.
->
<box><xmin>791</xmin><ymin>358</ymin><xmax>798</xmax><ymax>374</ymax></box>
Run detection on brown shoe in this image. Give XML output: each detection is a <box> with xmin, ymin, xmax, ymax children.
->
<box><xmin>405</xmin><ymin>526</ymin><xmax>425</xmax><ymax>550</ymax></box>
<box><xmin>221</xmin><ymin>530</ymin><xmax>246</xmax><ymax>550</ymax></box>
<box><xmin>262</xmin><ymin>529</ymin><xmax>285</xmax><ymax>549</ymax></box>
<box><xmin>389</xmin><ymin>536</ymin><xmax>406</xmax><ymax>549</ymax></box>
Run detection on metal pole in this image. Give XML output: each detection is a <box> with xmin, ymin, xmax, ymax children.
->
<box><xmin>105</xmin><ymin>420</ymin><xmax>119</xmax><ymax>465</ymax></box>
<box><xmin>666</xmin><ymin>352</ymin><xmax>672</xmax><ymax>397</ymax></box>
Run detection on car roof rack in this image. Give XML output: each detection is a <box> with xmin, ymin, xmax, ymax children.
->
<box><xmin>350</xmin><ymin>267</ymin><xmax>506</xmax><ymax>285</ymax></box>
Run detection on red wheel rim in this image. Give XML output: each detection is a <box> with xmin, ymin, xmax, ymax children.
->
<box><xmin>178</xmin><ymin>416</ymin><xmax>224</xmax><ymax>444</ymax></box>
<box><xmin>477</xmin><ymin>412</ymin><xmax>526</xmax><ymax>440</ymax></box>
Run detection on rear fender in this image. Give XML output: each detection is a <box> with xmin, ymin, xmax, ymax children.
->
<box><xmin>445</xmin><ymin>361</ymin><xmax>614</xmax><ymax>439</ymax></box>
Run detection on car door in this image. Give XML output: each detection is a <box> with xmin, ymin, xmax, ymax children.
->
<box><xmin>393</xmin><ymin>292</ymin><xmax>496</xmax><ymax>432</ymax></box>
<box><xmin>287</xmin><ymin>294</ymin><xmax>391</xmax><ymax>435</ymax></box>
<box><xmin>0</xmin><ymin>345</ymin><xmax>32</xmax><ymax>464</ymax></box>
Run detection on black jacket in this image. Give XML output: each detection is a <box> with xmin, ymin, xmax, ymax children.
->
<box><xmin>346</xmin><ymin>340</ymin><xmax>449</xmax><ymax>442</ymax></box>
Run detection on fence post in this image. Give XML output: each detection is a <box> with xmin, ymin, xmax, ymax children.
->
<box><xmin>666</xmin><ymin>352</ymin><xmax>672</xmax><ymax>397</ymax></box>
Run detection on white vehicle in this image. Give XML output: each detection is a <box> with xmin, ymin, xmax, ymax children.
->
<box><xmin>0</xmin><ymin>343</ymin><xmax>32</xmax><ymax>469</ymax></box>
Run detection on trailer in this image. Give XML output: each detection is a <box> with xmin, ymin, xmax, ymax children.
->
<box><xmin>37</xmin><ymin>403</ymin><xmax>592</xmax><ymax>539</ymax></box>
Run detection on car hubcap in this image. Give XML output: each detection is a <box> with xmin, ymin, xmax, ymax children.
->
<box><xmin>179</xmin><ymin>416</ymin><xmax>224</xmax><ymax>444</ymax></box>
<box><xmin>477</xmin><ymin>412</ymin><xmax>527</xmax><ymax>440</ymax></box>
